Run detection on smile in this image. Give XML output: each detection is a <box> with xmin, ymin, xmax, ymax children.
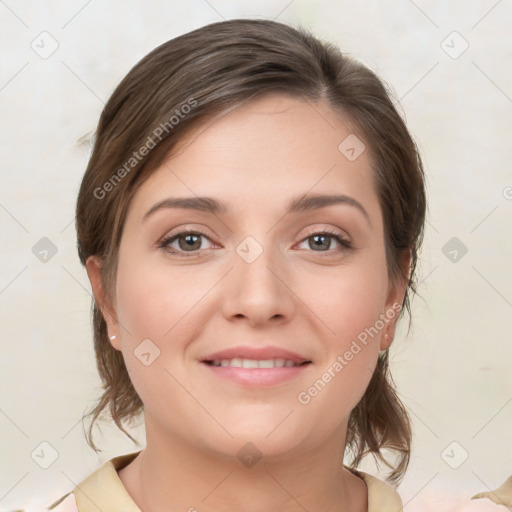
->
<box><xmin>204</xmin><ymin>358</ymin><xmax>309</xmax><ymax>368</ymax></box>
<box><xmin>200</xmin><ymin>345</ymin><xmax>312</xmax><ymax>386</ymax></box>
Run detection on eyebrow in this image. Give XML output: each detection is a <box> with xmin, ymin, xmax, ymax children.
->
<box><xmin>143</xmin><ymin>193</ymin><xmax>371</xmax><ymax>225</ymax></box>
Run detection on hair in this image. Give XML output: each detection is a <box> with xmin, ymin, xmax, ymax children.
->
<box><xmin>76</xmin><ymin>18</ymin><xmax>426</xmax><ymax>484</ymax></box>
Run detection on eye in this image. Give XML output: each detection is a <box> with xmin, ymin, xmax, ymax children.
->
<box><xmin>296</xmin><ymin>229</ymin><xmax>352</xmax><ymax>253</ymax></box>
<box><xmin>158</xmin><ymin>229</ymin><xmax>215</xmax><ymax>256</ymax></box>
<box><xmin>158</xmin><ymin>227</ymin><xmax>353</xmax><ymax>257</ymax></box>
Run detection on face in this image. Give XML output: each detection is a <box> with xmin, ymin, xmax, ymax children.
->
<box><xmin>87</xmin><ymin>93</ymin><xmax>406</xmax><ymax>461</ymax></box>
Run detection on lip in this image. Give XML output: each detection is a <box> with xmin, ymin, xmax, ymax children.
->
<box><xmin>200</xmin><ymin>345</ymin><xmax>312</xmax><ymax>387</ymax></box>
<box><xmin>201</xmin><ymin>345</ymin><xmax>311</xmax><ymax>364</ymax></box>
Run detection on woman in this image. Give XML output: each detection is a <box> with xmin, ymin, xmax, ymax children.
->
<box><xmin>48</xmin><ymin>18</ymin><xmax>426</xmax><ymax>511</ymax></box>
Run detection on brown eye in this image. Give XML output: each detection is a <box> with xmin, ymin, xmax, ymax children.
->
<box><xmin>309</xmin><ymin>234</ymin><xmax>333</xmax><ymax>251</ymax></box>
<box><xmin>159</xmin><ymin>230</ymin><xmax>214</xmax><ymax>256</ymax></box>
<box><xmin>177</xmin><ymin>233</ymin><xmax>202</xmax><ymax>251</ymax></box>
<box><xmin>297</xmin><ymin>230</ymin><xmax>352</xmax><ymax>253</ymax></box>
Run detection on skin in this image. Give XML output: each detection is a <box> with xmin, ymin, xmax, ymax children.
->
<box><xmin>86</xmin><ymin>93</ymin><xmax>409</xmax><ymax>512</ymax></box>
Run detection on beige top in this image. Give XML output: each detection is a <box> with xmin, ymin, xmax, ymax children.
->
<box><xmin>47</xmin><ymin>450</ymin><xmax>403</xmax><ymax>512</ymax></box>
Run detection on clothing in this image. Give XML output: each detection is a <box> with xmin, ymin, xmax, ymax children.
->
<box><xmin>472</xmin><ymin>475</ymin><xmax>512</xmax><ymax>507</ymax></box>
<box><xmin>47</xmin><ymin>450</ymin><xmax>403</xmax><ymax>511</ymax></box>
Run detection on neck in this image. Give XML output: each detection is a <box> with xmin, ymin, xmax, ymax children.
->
<box><xmin>119</xmin><ymin>420</ymin><xmax>367</xmax><ymax>512</ymax></box>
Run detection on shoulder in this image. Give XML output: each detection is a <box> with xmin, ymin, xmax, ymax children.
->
<box><xmin>45</xmin><ymin>451</ymin><xmax>141</xmax><ymax>512</ymax></box>
<box><xmin>47</xmin><ymin>451</ymin><xmax>142</xmax><ymax>512</ymax></box>
<box><xmin>354</xmin><ymin>470</ymin><xmax>403</xmax><ymax>512</ymax></box>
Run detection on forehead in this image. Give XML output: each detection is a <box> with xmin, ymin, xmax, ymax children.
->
<box><xmin>126</xmin><ymin>93</ymin><xmax>380</xmax><ymax>224</ymax></box>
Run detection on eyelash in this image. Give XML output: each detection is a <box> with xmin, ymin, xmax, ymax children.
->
<box><xmin>158</xmin><ymin>228</ymin><xmax>353</xmax><ymax>258</ymax></box>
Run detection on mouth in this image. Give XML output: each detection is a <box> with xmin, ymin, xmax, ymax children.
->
<box><xmin>200</xmin><ymin>345</ymin><xmax>312</xmax><ymax>387</ymax></box>
<box><xmin>201</xmin><ymin>345</ymin><xmax>312</xmax><ymax>367</ymax></box>
<box><xmin>203</xmin><ymin>358</ymin><xmax>311</xmax><ymax>368</ymax></box>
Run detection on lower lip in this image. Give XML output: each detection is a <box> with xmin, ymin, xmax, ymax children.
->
<box><xmin>201</xmin><ymin>362</ymin><xmax>311</xmax><ymax>386</ymax></box>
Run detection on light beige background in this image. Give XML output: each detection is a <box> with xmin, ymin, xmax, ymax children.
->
<box><xmin>1</xmin><ymin>1</ymin><xmax>511</xmax><ymax>510</ymax></box>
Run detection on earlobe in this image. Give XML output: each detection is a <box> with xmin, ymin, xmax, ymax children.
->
<box><xmin>380</xmin><ymin>330</ymin><xmax>393</xmax><ymax>351</ymax></box>
<box><xmin>85</xmin><ymin>255</ymin><xmax>120</xmax><ymax>350</ymax></box>
<box><xmin>108</xmin><ymin>334</ymin><xmax>121</xmax><ymax>350</ymax></box>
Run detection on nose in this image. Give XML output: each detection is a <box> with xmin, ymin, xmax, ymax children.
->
<box><xmin>221</xmin><ymin>242</ymin><xmax>296</xmax><ymax>328</ymax></box>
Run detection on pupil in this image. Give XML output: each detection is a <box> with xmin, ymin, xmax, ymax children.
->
<box><xmin>312</xmin><ymin>234</ymin><xmax>329</xmax><ymax>250</ymax></box>
<box><xmin>180</xmin><ymin>234</ymin><xmax>200</xmax><ymax>251</ymax></box>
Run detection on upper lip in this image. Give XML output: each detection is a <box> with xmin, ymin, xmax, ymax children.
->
<box><xmin>202</xmin><ymin>345</ymin><xmax>311</xmax><ymax>364</ymax></box>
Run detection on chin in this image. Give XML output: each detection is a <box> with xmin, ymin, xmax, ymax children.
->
<box><xmin>204</xmin><ymin>418</ymin><xmax>318</xmax><ymax>464</ymax></box>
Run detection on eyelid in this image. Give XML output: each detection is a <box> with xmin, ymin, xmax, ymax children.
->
<box><xmin>300</xmin><ymin>225</ymin><xmax>352</xmax><ymax>244</ymax></box>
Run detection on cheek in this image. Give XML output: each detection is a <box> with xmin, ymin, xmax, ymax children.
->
<box><xmin>112</xmin><ymin>257</ymin><xmax>195</xmax><ymax>408</ymax></box>
<box><xmin>115</xmin><ymin>254</ymin><xmax>209</xmax><ymax>343</ymax></box>
<box><xmin>293</xmin><ymin>256</ymin><xmax>388</xmax><ymax>415</ymax></box>
<box><xmin>296</xmin><ymin>255</ymin><xmax>389</xmax><ymax>344</ymax></box>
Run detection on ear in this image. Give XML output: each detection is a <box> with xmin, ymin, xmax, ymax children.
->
<box><xmin>380</xmin><ymin>249</ymin><xmax>412</xmax><ymax>351</ymax></box>
<box><xmin>85</xmin><ymin>255</ymin><xmax>121</xmax><ymax>351</ymax></box>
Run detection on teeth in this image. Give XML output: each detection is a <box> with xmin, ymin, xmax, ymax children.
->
<box><xmin>209</xmin><ymin>358</ymin><xmax>303</xmax><ymax>368</ymax></box>
<box><xmin>243</xmin><ymin>359</ymin><xmax>259</xmax><ymax>368</ymax></box>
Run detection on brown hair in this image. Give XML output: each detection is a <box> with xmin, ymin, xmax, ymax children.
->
<box><xmin>76</xmin><ymin>18</ymin><xmax>426</xmax><ymax>484</ymax></box>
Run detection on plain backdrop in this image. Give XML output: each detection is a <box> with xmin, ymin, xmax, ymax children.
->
<box><xmin>1</xmin><ymin>1</ymin><xmax>511</xmax><ymax>510</ymax></box>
